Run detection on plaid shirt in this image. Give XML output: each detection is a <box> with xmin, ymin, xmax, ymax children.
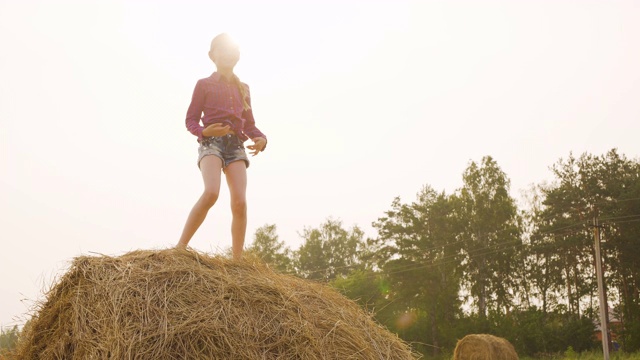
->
<box><xmin>185</xmin><ymin>72</ymin><xmax>266</xmax><ymax>143</ymax></box>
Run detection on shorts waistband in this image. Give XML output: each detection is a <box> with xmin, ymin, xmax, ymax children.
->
<box><xmin>201</xmin><ymin>133</ymin><xmax>238</xmax><ymax>142</ymax></box>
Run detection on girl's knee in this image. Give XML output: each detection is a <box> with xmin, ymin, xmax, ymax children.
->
<box><xmin>200</xmin><ymin>191</ymin><xmax>219</xmax><ymax>208</ymax></box>
<box><xmin>230</xmin><ymin>198</ymin><xmax>247</xmax><ymax>215</ymax></box>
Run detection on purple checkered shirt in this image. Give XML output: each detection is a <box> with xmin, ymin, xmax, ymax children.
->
<box><xmin>185</xmin><ymin>72</ymin><xmax>267</xmax><ymax>144</ymax></box>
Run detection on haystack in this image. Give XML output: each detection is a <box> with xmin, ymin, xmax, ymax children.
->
<box><xmin>453</xmin><ymin>334</ymin><xmax>518</xmax><ymax>360</ymax></box>
<box><xmin>15</xmin><ymin>249</ymin><xmax>419</xmax><ymax>359</ymax></box>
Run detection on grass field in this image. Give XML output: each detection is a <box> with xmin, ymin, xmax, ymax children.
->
<box><xmin>519</xmin><ymin>350</ymin><xmax>640</xmax><ymax>360</ymax></box>
<box><xmin>424</xmin><ymin>349</ymin><xmax>640</xmax><ymax>360</ymax></box>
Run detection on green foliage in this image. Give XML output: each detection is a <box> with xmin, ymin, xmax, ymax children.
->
<box><xmin>294</xmin><ymin>218</ymin><xmax>365</xmax><ymax>281</ymax></box>
<box><xmin>454</xmin><ymin>156</ymin><xmax>523</xmax><ymax>318</ymax></box>
<box><xmin>246</xmin><ymin>224</ymin><xmax>293</xmax><ymax>273</ymax></box>
<box><xmin>621</xmin><ymin>320</ymin><xmax>640</xmax><ymax>353</ymax></box>
<box><xmin>529</xmin><ymin>150</ymin><xmax>640</xmax><ymax>323</ymax></box>
<box><xmin>564</xmin><ymin>346</ymin><xmax>578</xmax><ymax>359</ymax></box>
<box><xmin>370</xmin><ymin>186</ymin><xmax>463</xmax><ymax>357</ymax></box>
<box><xmin>448</xmin><ymin>307</ymin><xmax>597</xmax><ymax>357</ymax></box>
<box><xmin>0</xmin><ymin>325</ymin><xmax>19</xmax><ymax>355</ymax></box>
<box><xmin>330</xmin><ymin>269</ymin><xmax>387</xmax><ymax>312</ymax></box>
<box><xmin>520</xmin><ymin>351</ymin><xmax>640</xmax><ymax>360</ymax></box>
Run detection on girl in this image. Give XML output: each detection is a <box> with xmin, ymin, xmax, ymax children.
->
<box><xmin>177</xmin><ymin>33</ymin><xmax>267</xmax><ymax>260</ymax></box>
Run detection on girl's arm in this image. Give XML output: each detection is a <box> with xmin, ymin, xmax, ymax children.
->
<box><xmin>242</xmin><ymin>91</ymin><xmax>267</xmax><ymax>149</ymax></box>
<box><xmin>185</xmin><ymin>80</ymin><xmax>206</xmax><ymax>140</ymax></box>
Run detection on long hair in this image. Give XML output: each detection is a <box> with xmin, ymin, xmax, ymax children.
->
<box><xmin>210</xmin><ymin>33</ymin><xmax>251</xmax><ymax>111</ymax></box>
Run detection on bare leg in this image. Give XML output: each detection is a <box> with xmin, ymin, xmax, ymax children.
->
<box><xmin>176</xmin><ymin>156</ymin><xmax>223</xmax><ymax>249</ymax></box>
<box><xmin>225</xmin><ymin>160</ymin><xmax>248</xmax><ymax>260</ymax></box>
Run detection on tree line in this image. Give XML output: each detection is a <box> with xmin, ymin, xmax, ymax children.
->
<box><xmin>246</xmin><ymin>149</ymin><xmax>640</xmax><ymax>358</ymax></box>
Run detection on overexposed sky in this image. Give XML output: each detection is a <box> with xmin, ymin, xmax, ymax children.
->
<box><xmin>1</xmin><ymin>0</ymin><xmax>639</xmax><ymax>327</ymax></box>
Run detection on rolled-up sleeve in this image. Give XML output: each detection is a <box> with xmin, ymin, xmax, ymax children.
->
<box><xmin>185</xmin><ymin>80</ymin><xmax>205</xmax><ymax>140</ymax></box>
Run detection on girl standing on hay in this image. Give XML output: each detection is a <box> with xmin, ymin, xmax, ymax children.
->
<box><xmin>177</xmin><ymin>33</ymin><xmax>267</xmax><ymax>260</ymax></box>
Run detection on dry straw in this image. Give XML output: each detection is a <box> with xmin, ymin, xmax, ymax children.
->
<box><xmin>453</xmin><ymin>334</ymin><xmax>519</xmax><ymax>360</ymax></box>
<box><xmin>14</xmin><ymin>249</ymin><xmax>419</xmax><ymax>359</ymax></box>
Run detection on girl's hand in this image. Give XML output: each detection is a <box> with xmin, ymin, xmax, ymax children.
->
<box><xmin>247</xmin><ymin>137</ymin><xmax>267</xmax><ymax>156</ymax></box>
<box><xmin>202</xmin><ymin>123</ymin><xmax>231</xmax><ymax>137</ymax></box>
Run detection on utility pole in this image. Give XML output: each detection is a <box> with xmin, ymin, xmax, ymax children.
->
<box><xmin>593</xmin><ymin>217</ymin><xmax>609</xmax><ymax>360</ymax></box>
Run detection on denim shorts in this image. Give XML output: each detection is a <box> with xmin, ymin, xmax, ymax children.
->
<box><xmin>197</xmin><ymin>134</ymin><xmax>249</xmax><ymax>170</ymax></box>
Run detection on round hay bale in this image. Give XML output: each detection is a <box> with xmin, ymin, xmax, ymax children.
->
<box><xmin>15</xmin><ymin>249</ymin><xmax>419</xmax><ymax>359</ymax></box>
<box><xmin>453</xmin><ymin>334</ymin><xmax>518</xmax><ymax>360</ymax></box>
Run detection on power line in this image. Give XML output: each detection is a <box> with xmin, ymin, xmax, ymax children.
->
<box><xmin>598</xmin><ymin>214</ymin><xmax>640</xmax><ymax>222</ymax></box>
<box><xmin>302</xmin><ymin>213</ymin><xmax>640</xmax><ymax>282</ymax></box>
<box><xmin>521</xmin><ymin>196</ymin><xmax>640</xmax><ymax>226</ymax></box>
<box><xmin>301</xmin><ymin>212</ymin><xmax>640</xmax><ymax>279</ymax></box>
<box><xmin>605</xmin><ymin>218</ymin><xmax>640</xmax><ymax>225</ymax></box>
<box><xmin>287</xmin><ymin>195</ymin><xmax>640</xmax><ymax>284</ymax></box>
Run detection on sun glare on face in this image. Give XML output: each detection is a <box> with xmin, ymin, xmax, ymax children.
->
<box><xmin>210</xmin><ymin>36</ymin><xmax>241</xmax><ymax>68</ymax></box>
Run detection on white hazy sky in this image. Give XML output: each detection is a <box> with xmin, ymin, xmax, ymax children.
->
<box><xmin>1</xmin><ymin>0</ymin><xmax>639</xmax><ymax>327</ymax></box>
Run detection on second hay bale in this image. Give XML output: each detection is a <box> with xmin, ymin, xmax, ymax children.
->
<box><xmin>453</xmin><ymin>334</ymin><xmax>518</xmax><ymax>360</ymax></box>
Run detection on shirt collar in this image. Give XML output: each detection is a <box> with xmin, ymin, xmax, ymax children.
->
<box><xmin>210</xmin><ymin>71</ymin><xmax>236</xmax><ymax>83</ymax></box>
